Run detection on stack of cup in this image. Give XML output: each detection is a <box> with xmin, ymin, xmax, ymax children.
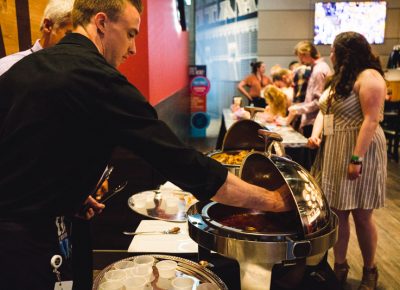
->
<box><xmin>133</xmin><ymin>194</ymin><xmax>147</xmax><ymax>209</ymax></box>
<box><xmin>131</xmin><ymin>256</ymin><xmax>155</xmax><ymax>282</ymax></box>
<box><xmin>155</xmin><ymin>260</ymin><xmax>178</xmax><ymax>279</ymax></box>
<box><xmin>141</xmin><ymin>191</ymin><xmax>156</xmax><ymax>209</ymax></box>
<box><xmin>113</xmin><ymin>260</ymin><xmax>136</xmax><ymax>271</ymax></box>
<box><xmin>104</xmin><ymin>269</ymin><xmax>127</xmax><ymax>282</ymax></box>
<box><xmin>100</xmin><ymin>267</ymin><xmax>148</xmax><ymax>290</ymax></box>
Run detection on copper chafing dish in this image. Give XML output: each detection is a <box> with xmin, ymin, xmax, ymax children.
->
<box><xmin>189</xmin><ymin>130</ymin><xmax>338</xmax><ymax>290</ymax></box>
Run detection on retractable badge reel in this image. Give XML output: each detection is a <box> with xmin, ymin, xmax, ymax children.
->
<box><xmin>51</xmin><ymin>255</ymin><xmax>73</xmax><ymax>290</ymax></box>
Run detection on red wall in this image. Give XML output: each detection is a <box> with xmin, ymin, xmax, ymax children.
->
<box><xmin>119</xmin><ymin>0</ymin><xmax>189</xmax><ymax>106</ymax></box>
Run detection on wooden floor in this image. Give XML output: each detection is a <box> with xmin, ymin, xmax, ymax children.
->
<box><xmin>327</xmin><ymin>160</ymin><xmax>400</xmax><ymax>290</ymax></box>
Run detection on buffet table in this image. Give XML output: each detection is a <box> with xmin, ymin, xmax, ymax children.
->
<box><xmin>221</xmin><ymin>109</ymin><xmax>308</xmax><ymax>148</ymax></box>
<box><xmin>217</xmin><ymin>109</ymin><xmax>312</xmax><ymax>169</ymax></box>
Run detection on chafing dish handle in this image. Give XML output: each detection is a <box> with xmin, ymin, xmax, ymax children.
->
<box><xmin>285</xmin><ymin>237</ymin><xmax>312</xmax><ymax>260</ymax></box>
<box><xmin>258</xmin><ymin>129</ymin><xmax>285</xmax><ymax>157</ymax></box>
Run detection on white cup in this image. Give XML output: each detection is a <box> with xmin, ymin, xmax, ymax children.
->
<box><xmin>142</xmin><ymin>191</ymin><xmax>156</xmax><ymax>202</ymax></box>
<box><xmin>133</xmin><ymin>256</ymin><xmax>155</xmax><ymax>272</ymax></box>
<box><xmin>123</xmin><ymin>276</ymin><xmax>147</xmax><ymax>290</ymax></box>
<box><xmin>146</xmin><ymin>199</ymin><xmax>156</xmax><ymax>209</ymax></box>
<box><xmin>165</xmin><ymin>197</ymin><xmax>179</xmax><ymax>214</ymax></box>
<box><xmin>104</xmin><ymin>269</ymin><xmax>127</xmax><ymax>282</ymax></box>
<box><xmin>126</xmin><ymin>265</ymin><xmax>153</xmax><ymax>282</ymax></box>
<box><xmin>197</xmin><ymin>283</ymin><xmax>219</xmax><ymax>290</ymax></box>
<box><xmin>134</xmin><ymin>194</ymin><xmax>147</xmax><ymax>208</ymax></box>
<box><xmin>155</xmin><ymin>260</ymin><xmax>177</xmax><ymax>279</ymax></box>
<box><xmin>156</xmin><ymin>277</ymin><xmax>172</xmax><ymax>289</ymax></box>
<box><xmin>99</xmin><ymin>280</ymin><xmax>124</xmax><ymax>290</ymax></box>
<box><xmin>234</xmin><ymin>97</ymin><xmax>242</xmax><ymax>106</ymax></box>
<box><xmin>113</xmin><ymin>260</ymin><xmax>136</xmax><ymax>271</ymax></box>
<box><xmin>171</xmin><ymin>277</ymin><xmax>195</xmax><ymax>290</ymax></box>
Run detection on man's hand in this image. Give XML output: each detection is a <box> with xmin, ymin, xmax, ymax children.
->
<box><xmin>76</xmin><ymin>196</ymin><xmax>105</xmax><ymax>220</ymax></box>
<box><xmin>273</xmin><ymin>184</ymin><xmax>295</xmax><ymax>212</ymax></box>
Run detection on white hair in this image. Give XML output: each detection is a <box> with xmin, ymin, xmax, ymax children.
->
<box><xmin>40</xmin><ymin>0</ymin><xmax>74</xmax><ymax>31</ymax></box>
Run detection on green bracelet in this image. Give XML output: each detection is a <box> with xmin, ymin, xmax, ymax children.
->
<box><xmin>350</xmin><ymin>155</ymin><xmax>363</xmax><ymax>164</ymax></box>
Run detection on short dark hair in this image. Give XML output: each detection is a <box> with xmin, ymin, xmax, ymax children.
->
<box><xmin>250</xmin><ymin>61</ymin><xmax>263</xmax><ymax>74</ymax></box>
<box><xmin>72</xmin><ymin>0</ymin><xmax>143</xmax><ymax>28</ymax></box>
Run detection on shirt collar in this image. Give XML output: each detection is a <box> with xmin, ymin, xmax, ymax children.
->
<box><xmin>58</xmin><ymin>33</ymin><xmax>100</xmax><ymax>53</ymax></box>
<box><xmin>30</xmin><ymin>39</ymin><xmax>43</xmax><ymax>53</ymax></box>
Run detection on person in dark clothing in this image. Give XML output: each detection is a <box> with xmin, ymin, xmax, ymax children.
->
<box><xmin>0</xmin><ymin>0</ymin><xmax>293</xmax><ymax>288</ymax></box>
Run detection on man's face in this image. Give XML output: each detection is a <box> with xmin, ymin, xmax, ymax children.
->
<box><xmin>102</xmin><ymin>2</ymin><xmax>140</xmax><ymax>68</ymax></box>
<box><xmin>297</xmin><ymin>53</ymin><xmax>313</xmax><ymax>66</ymax></box>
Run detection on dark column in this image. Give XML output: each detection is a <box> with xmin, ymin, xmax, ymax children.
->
<box><xmin>15</xmin><ymin>0</ymin><xmax>32</xmax><ymax>51</ymax></box>
<box><xmin>0</xmin><ymin>25</ymin><xmax>5</xmax><ymax>57</ymax></box>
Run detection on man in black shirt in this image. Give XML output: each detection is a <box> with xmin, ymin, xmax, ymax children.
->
<box><xmin>0</xmin><ymin>0</ymin><xmax>292</xmax><ymax>288</ymax></box>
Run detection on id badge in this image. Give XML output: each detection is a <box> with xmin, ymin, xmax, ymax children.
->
<box><xmin>54</xmin><ymin>281</ymin><xmax>73</xmax><ymax>290</ymax></box>
<box><xmin>323</xmin><ymin>114</ymin><xmax>334</xmax><ymax>136</ymax></box>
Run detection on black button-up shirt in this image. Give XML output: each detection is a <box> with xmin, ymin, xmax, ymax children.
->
<box><xmin>0</xmin><ymin>33</ymin><xmax>227</xmax><ymax>219</ymax></box>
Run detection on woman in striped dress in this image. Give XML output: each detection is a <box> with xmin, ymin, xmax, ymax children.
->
<box><xmin>308</xmin><ymin>32</ymin><xmax>387</xmax><ymax>290</ymax></box>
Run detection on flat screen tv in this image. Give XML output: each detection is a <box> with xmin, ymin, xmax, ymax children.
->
<box><xmin>314</xmin><ymin>1</ymin><xmax>387</xmax><ymax>45</ymax></box>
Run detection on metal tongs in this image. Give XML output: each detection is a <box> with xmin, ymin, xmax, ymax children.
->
<box><xmin>122</xmin><ymin>226</ymin><xmax>181</xmax><ymax>236</ymax></box>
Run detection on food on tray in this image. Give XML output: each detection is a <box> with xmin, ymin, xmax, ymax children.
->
<box><xmin>211</xmin><ymin>150</ymin><xmax>252</xmax><ymax>165</ymax></box>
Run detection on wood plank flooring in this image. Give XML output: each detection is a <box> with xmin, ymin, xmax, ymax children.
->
<box><xmin>327</xmin><ymin>160</ymin><xmax>400</xmax><ymax>290</ymax></box>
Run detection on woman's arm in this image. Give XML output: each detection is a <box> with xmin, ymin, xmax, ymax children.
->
<box><xmin>348</xmin><ymin>69</ymin><xmax>386</xmax><ymax>180</ymax></box>
<box><xmin>237</xmin><ymin>79</ymin><xmax>252</xmax><ymax>101</ymax></box>
<box><xmin>308</xmin><ymin>111</ymin><xmax>324</xmax><ymax>149</ymax></box>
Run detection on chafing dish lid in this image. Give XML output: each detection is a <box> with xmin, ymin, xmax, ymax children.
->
<box><xmin>222</xmin><ymin>119</ymin><xmax>265</xmax><ymax>151</ymax></box>
<box><xmin>240</xmin><ymin>152</ymin><xmax>330</xmax><ymax>237</ymax></box>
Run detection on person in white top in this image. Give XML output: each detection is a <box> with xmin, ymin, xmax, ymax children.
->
<box><xmin>0</xmin><ymin>0</ymin><xmax>74</xmax><ymax>76</ymax></box>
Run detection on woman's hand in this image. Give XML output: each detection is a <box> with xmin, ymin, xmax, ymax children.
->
<box><xmin>307</xmin><ymin>136</ymin><xmax>321</xmax><ymax>149</ymax></box>
<box><xmin>287</xmin><ymin>105</ymin><xmax>298</xmax><ymax>115</ymax></box>
<box><xmin>275</xmin><ymin>116</ymin><xmax>288</xmax><ymax>126</ymax></box>
<box><xmin>348</xmin><ymin>163</ymin><xmax>362</xmax><ymax>180</ymax></box>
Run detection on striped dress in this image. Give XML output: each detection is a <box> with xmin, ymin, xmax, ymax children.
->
<box><xmin>312</xmin><ymin>91</ymin><xmax>386</xmax><ymax>210</ymax></box>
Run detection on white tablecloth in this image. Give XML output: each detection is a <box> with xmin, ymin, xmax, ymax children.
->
<box><xmin>128</xmin><ymin>220</ymin><xmax>198</xmax><ymax>253</ymax></box>
<box><xmin>222</xmin><ymin>108</ymin><xmax>308</xmax><ymax>148</ymax></box>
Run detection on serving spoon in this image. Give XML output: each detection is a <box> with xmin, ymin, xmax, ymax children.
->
<box><xmin>122</xmin><ymin>226</ymin><xmax>181</xmax><ymax>236</ymax></box>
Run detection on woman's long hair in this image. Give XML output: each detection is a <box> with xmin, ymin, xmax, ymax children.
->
<box><xmin>331</xmin><ymin>31</ymin><xmax>383</xmax><ymax>100</ymax></box>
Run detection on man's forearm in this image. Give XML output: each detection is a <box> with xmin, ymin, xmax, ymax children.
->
<box><xmin>211</xmin><ymin>172</ymin><xmax>293</xmax><ymax>212</ymax></box>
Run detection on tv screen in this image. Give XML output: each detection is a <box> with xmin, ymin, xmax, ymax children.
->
<box><xmin>314</xmin><ymin>1</ymin><xmax>387</xmax><ymax>45</ymax></box>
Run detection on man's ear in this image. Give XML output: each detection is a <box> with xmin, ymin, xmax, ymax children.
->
<box><xmin>94</xmin><ymin>13</ymin><xmax>107</xmax><ymax>35</ymax></box>
<box><xmin>42</xmin><ymin>18</ymin><xmax>53</xmax><ymax>33</ymax></box>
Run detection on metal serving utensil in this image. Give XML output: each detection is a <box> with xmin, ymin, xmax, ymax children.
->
<box><xmin>122</xmin><ymin>226</ymin><xmax>181</xmax><ymax>236</ymax></box>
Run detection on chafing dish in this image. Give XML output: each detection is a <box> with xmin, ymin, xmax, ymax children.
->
<box><xmin>189</xmin><ymin>130</ymin><xmax>338</xmax><ymax>290</ymax></box>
